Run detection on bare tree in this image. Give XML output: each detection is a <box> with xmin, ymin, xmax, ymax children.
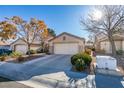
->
<box><xmin>37</xmin><ymin>28</ymin><xmax>56</xmax><ymax>53</ymax></box>
<box><xmin>81</xmin><ymin>5</ymin><xmax>124</xmax><ymax>57</ymax></box>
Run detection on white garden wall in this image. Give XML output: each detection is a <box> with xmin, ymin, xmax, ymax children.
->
<box><xmin>96</xmin><ymin>56</ymin><xmax>117</xmax><ymax>70</ymax></box>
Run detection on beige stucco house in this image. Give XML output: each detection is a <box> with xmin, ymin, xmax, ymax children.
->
<box><xmin>11</xmin><ymin>35</ymin><xmax>53</xmax><ymax>54</ymax></box>
<box><xmin>95</xmin><ymin>32</ymin><xmax>124</xmax><ymax>53</ymax></box>
<box><xmin>11</xmin><ymin>39</ymin><xmax>41</xmax><ymax>54</ymax></box>
<box><xmin>49</xmin><ymin>32</ymin><xmax>85</xmax><ymax>54</ymax></box>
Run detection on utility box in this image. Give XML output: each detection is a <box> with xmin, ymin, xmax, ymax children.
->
<box><xmin>96</xmin><ymin>56</ymin><xmax>117</xmax><ymax>70</ymax></box>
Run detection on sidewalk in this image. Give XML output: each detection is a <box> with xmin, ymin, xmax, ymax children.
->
<box><xmin>0</xmin><ymin>77</ymin><xmax>31</xmax><ymax>88</ymax></box>
<box><xmin>18</xmin><ymin>71</ymin><xmax>95</xmax><ymax>88</ymax></box>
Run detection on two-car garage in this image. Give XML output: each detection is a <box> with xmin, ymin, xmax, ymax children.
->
<box><xmin>15</xmin><ymin>44</ymin><xmax>27</xmax><ymax>54</ymax></box>
<box><xmin>49</xmin><ymin>32</ymin><xmax>85</xmax><ymax>54</ymax></box>
<box><xmin>54</xmin><ymin>43</ymin><xmax>79</xmax><ymax>54</ymax></box>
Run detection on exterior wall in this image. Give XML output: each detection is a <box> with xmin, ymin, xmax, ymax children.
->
<box><xmin>11</xmin><ymin>39</ymin><xmax>26</xmax><ymax>51</ymax></box>
<box><xmin>122</xmin><ymin>40</ymin><xmax>124</xmax><ymax>51</ymax></box>
<box><xmin>95</xmin><ymin>42</ymin><xmax>101</xmax><ymax>51</ymax></box>
<box><xmin>14</xmin><ymin>44</ymin><xmax>28</xmax><ymax>54</ymax></box>
<box><xmin>11</xmin><ymin>39</ymin><xmax>41</xmax><ymax>52</ymax></box>
<box><xmin>49</xmin><ymin>46</ymin><xmax>54</xmax><ymax>53</ymax></box>
<box><xmin>96</xmin><ymin>56</ymin><xmax>117</xmax><ymax>70</ymax></box>
<box><xmin>100</xmin><ymin>41</ymin><xmax>111</xmax><ymax>53</ymax></box>
<box><xmin>100</xmin><ymin>40</ymin><xmax>123</xmax><ymax>53</ymax></box>
<box><xmin>115</xmin><ymin>41</ymin><xmax>122</xmax><ymax>50</ymax></box>
<box><xmin>30</xmin><ymin>44</ymin><xmax>41</xmax><ymax>50</ymax></box>
<box><xmin>49</xmin><ymin>33</ymin><xmax>85</xmax><ymax>54</ymax></box>
<box><xmin>96</xmin><ymin>32</ymin><xmax>124</xmax><ymax>53</ymax></box>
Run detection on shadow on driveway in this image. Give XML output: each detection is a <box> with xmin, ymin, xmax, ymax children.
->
<box><xmin>95</xmin><ymin>73</ymin><xmax>124</xmax><ymax>88</ymax></box>
<box><xmin>0</xmin><ymin>77</ymin><xmax>12</xmax><ymax>82</ymax></box>
<box><xmin>0</xmin><ymin>77</ymin><xmax>31</xmax><ymax>88</ymax></box>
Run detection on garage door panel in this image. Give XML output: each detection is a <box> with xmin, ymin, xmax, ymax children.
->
<box><xmin>30</xmin><ymin>46</ymin><xmax>40</xmax><ymax>50</ymax></box>
<box><xmin>54</xmin><ymin>43</ymin><xmax>78</xmax><ymax>54</ymax></box>
<box><xmin>15</xmin><ymin>45</ymin><xmax>27</xmax><ymax>54</ymax></box>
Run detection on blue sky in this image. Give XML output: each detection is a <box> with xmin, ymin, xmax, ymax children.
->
<box><xmin>0</xmin><ymin>5</ymin><xmax>90</xmax><ymax>40</ymax></box>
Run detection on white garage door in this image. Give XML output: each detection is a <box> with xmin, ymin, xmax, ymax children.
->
<box><xmin>54</xmin><ymin>43</ymin><xmax>79</xmax><ymax>54</ymax></box>
<box><xmin>15</xmin><ymin>45</ymin><xmax>27</xmax><ymax>54</ymax></box>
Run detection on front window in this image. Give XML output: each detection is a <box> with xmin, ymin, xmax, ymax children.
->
<box><xmin>63</xmin><ymin>36</ymin><xmax>66</xmax><ymax>40</ymax></box>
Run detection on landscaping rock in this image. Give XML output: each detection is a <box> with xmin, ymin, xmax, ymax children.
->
<box><xmin>75</xmin><ymin>79</ymin><xmax>86</xmax><ymax>88</ymax></box>
<box><xmin>86</xmin><ymin>75</ymin><xmax>95</xmax><ymax>88</ymax></box>
<box><xmin>56</xmin><ymin>81</ymin><xmax>70</xmax><ymax>88</ymax></box>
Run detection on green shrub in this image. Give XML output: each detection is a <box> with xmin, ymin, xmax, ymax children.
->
<box><xmin>81</xmin><ymin>53</ymin><xmax>92</xmax><ymax>66</ymax></box>
<box><xmin>37</xmin><ymin>45</ymin><xmax>49</xmax><ymax>54</ymax></box>
<box><xmin>37</xmin><ymin>48</ymin><xmax>44</xmax><ymax>53</ymax></box>
<box><xmin>75</xmin><ymin>59</ymin><xmax>85</xmax><ymax>71</ymax></box>
<box><xmin>0</xmin><ymin>56</ymin><xmax>6</xmax><ymax>61</ymax></box>
<box><xmin>26</xmin><ymin>50</ymin><xmax>36</xmax><ymax>55</ymax></box>
<box><xmin>92</xmin><ymin>48</ymin><xmax>95</xmax><ymax>51</ymax></box>
<box><xmin>71</xmin><ymin>54</ymin><xmax>82</xmax><ymax>65</ymax></box>
<box><xmin>10</xmin><ymin>51</ymin><xmax>22</xmax><ymax>58</ymax></box>
<box><xmin>85</xmin><ymin>49</ymin><xmax>92</xmax><ymax>55</ymax></box>
<box><xmin>71</xmin><ymin>53</ymin><xmax>92</xmax><ymax>66</ymax></box>
<box><xmin>1</xmin><ymin>53</ymin><xmax>8</xmax><ymax>57</ymax></box>
<box><xmin>0</xmin><ymin>53</ymin><xmax>8</xmax><ymax>61</ymax></box>
<box><xmin>116</xmin><ymin>49</ymin><xmax>124</xmax><ymax>55</ymax></box>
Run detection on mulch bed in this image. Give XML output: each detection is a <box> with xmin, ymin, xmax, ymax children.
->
<box><xmin>5</xmin><ymin>54</ymin><xmax>46</xmax><ymax>63</ymax></box>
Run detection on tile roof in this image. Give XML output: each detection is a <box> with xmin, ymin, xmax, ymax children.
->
<box><xmin>0</xmin><ymin>41</ymin><xmax>9</xmax><ymax>46</ymax></box>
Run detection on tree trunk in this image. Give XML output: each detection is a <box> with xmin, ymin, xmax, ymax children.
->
<box><xmin>27</xmin><ymin>43</ymin><xmax>31</xmax><ymax>56</ymax></box>
<box><xmin>41</xmin><ymin>42</ymin><xmax>45</xmax><ymax>53</ymax></box>
<box><xmin>108</xmin><ymin>36</ymin><xmax>117</xmax><ymax>57</ymax></box>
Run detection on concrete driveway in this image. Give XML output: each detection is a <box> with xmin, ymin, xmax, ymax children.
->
<box><xmin>0</xmin><ymin>54</ymin><xmax>123</xmax><ymax>88</ymax></box>
<box><xmin>0</xmin><ymin>77</ymin><xmax>31</xmax><ymax>88</ymax></box>
<box><xmin>0</xmin><ymin>55</ymin><xmax>89</xmax><ymax>87</ymax></box>
<box><xmin>0</xmin><ymin>55</ymin><xmax>72</xmax><ymax>79</ymax></box>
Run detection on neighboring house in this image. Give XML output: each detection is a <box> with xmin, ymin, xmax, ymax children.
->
<box><xmin>49</xmin><ymin>32</ymin><xmax>85</xmax><ymax>54</ymax></box>
<box><xmin>11</xmin><ymin>34</ymin><xmax>54</xmax><ymax>54</ymax></box>
<box><xmin>95</xmin><ymin>32</ymin><xmax>124</xmax><ymax>53</ymax></box>
<box><xmin>0</xmin><ymin>41</ymin><xmax>11</xmax><ymax>50</ymax></box>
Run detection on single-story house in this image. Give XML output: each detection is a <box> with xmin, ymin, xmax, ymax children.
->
<box><xmin>49</xmin><ymin>32</ymin><xmax>85</xmax><ymax>54</ymax></box>
<box><xmin>11</xmin><ymin>35</ymin><xmax>54</xmax><ymax>54</ymax></box>
<box><xmin>11</xmin><ymin>39</ymin><xmax>41</xmax><ymax>54</ymax></box>
<box><xmin>95</xmin><ymin>33</ymin><xmax>124</xmax><ymax>53</ymax></box>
